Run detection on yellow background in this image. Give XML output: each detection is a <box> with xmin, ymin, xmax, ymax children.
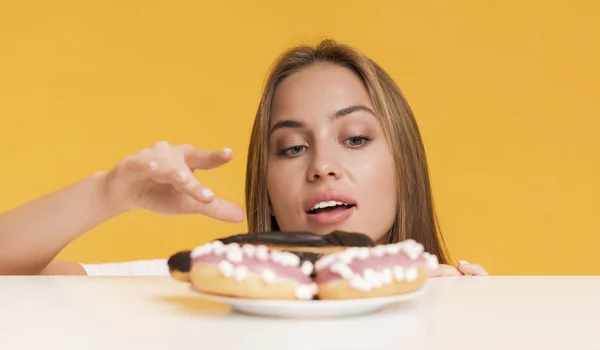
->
<box><xmin>1</xmin><ymin>1</ymin><xmax>598</xmax><ymax>275</ymax></box>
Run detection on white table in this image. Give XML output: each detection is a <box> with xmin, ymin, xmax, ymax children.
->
<box><xmin>1</xmin><ymin>276</ymin><xmax>599</xmax><ymax>350</ymax></box>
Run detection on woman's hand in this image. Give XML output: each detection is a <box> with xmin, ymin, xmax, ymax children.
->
<box><xmin>431</xmin><ymin>260</ymin><xmax>489</xmax><ymax>277</ymax></box>
<box><xmin>103</xmin><ymin>141</ymin><xmax>245</xmax><ymax>223</ymax></box>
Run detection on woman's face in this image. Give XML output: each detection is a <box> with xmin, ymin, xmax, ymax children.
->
<box><xmin>266</xmin><ymin>63</ymin><xmax>397</xmax><ymax>242</ymax></box>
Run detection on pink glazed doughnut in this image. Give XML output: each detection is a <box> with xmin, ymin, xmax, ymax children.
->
<box><xmin>186</xmin><ymin>240</ymin><xmax>318</xmax><ymax>300</ymax></box>
<box><xmin>314</xmin><ymin>239</ymin><xmax>439</xmax><ymax>300</ymax></box>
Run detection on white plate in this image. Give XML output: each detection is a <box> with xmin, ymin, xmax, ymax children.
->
<box><xmin>192</xmin><ymin>286</ymin><xmax>428</xmax><ymax>318</ymax></box>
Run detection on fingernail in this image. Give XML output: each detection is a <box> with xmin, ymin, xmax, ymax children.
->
<box><xmin>222</xmin><ymin>148</ymin><xmax>233</xmax><ymax>156</ymax></box>
<box><xmin>201</xmin><ymin>188</ymin><xmax>214</xmax><ymax>199</ymax></box>
<box><xmin>458</xmin><ymin>260</ymin><xmax>469</xmax><ymax>265</ymax></box>
<box><xmin>177</xmin><ymin>171</ymin><xmax>189</xmax><ymax>181</ymax></box>
<box><xmin>148</xmin><ymin>161</ymin><xmax>158</xmax><ymax>170</ymax></box>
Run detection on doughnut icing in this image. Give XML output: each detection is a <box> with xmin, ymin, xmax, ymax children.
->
<box><xmin>216</xmin><ymin>230</ymin><xmax>374</xmax><ymax>255</ymax></box>
<box><xmin>167</xmin><ymin>231</ymin><xmax>438</xmax><ymax>301</ymax></box>
<box><xmin>313</xmin><ymin>239</ymin><xmax>438</xmax><ymax>299</ymax></box>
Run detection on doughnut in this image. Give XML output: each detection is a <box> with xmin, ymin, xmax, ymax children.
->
<box><xmin>167</xmin><ymin>231</ymin><xmax>439</xmax><ymax>301</ymax></box>
<box><xmin>216</xmin><ymin>230</ymin><xmax>374</xmax><ymax>255</ymax></box>
<box><xmin>313</xmin><ymin>239</ymin><xmax>439</xmax><ymax>300</ymax></box>
<box><xmin>167</xmin><ymin>230</ymin><xmax>374</xmax><ymax>300</ymax></box>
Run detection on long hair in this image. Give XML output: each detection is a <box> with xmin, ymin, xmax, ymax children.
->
<box><xmin>245</xmin><ymin>40</ymin><xmax>451</xmax><ymax>264</ymax></box>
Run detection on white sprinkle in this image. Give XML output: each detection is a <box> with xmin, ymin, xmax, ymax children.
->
<box><xmin>363</xmin><ymin>268</ymin><xmax>382</xmax><ymax>289</ymax></box>
<box><xmin>385</xmin><ymin>243</ymin><xmax>402</xmax><ymax>255</ymax></box>
<box><xmin>356</xmin><ymin>247</ymin><xmax>370</xmax><ymax>260</ymax></box>
<box><xmin>270</xmin><ymin>251</ymin><xmax>283</xmax><ymax>264</ymax></box>
<box><xmin>218</xmin><ymin>260</ymin><xmax>234</xmax><ymax>278</ymax></box>
<box><xmin>233</xmin><ymin>265</ymin><xmax>248</xmax><ymax>282</ymax></box>
<box><xmin>301</xmin><ymin>261</ymin><xmax>314</xmax><ymax>275</ymax></box>
<box><xmin>278</xmin><ymin>252</ymin><xmax>300</xmax><ymax>267</ymax></box>
<box><xmin>424</xmin><ymin>253</ymin><xmax>439</xmax><ymax>271</ymax></box>
<box><xmin>242</xmin><ymin>244</ymin><xmax>256</xmax><ymax>257</ymax></box>
<box><xmin>381</xmin><ymin>268</ymin><xmax>393</xmax><ymax>284</ymax></box>
<box><xmin>415</xmin><ymin>243</ymin><xmax>424</xmax><ymax>255</ymax></box>
<box><xmin>393</xmin><ymin>266</ymin><xmax>405</xmax><ymax>281</ymax></box>
<box><xmin>371</xmin><ymin>245</ymin><xmax>386</xmax><ymax>257</ymax></box>
<box><xmin>336</xmin><ymin>250</ymin><xmax>355</xmax><ymax>264</ymax></box>
<box><xmin>330</xmin><ymin>262</ymin><xmax>354</xmax><ymax>280</ymax></box>
<box><xmin>191</xmin><ymin>244</ymin><xmax>211</xmax><ymax>258</ymax></box>
<box><xmin>211</xmin><ymin>240</ymin><xmax>224</xmax><ymax>249</ymax></box>
<box><xmin>403</xmin><ymin>243</ymin><xmax>422</xmax><ymax>260</ymax></box>
<box><xmin>227</xmin><ymin>242</ymin><xmax>240</xmax><ymax>250</ymax></box>
<box><xmin>310</xmin><ymin>282</ymin><xmax>318</xmax><ymax>295</ymax></box>
<box><xmin>295</xmin><ymin>284</ymin><xmax>315</xmax><ymax>300</ymax></box>
<box><xmin>349</xmin><ymin>275</ymin><xmax>372</xmax><ymax>292</ymax></box>
<box><xmin>226</xmin><ymin>246</ymin><xmax>243</xmax><ymax>263</ymax></box>
<box><xmin>213</xmin><ymin>244</ymin><xmax>226</xmax><ymax>256</ymax></box>
<box><xmin>261</xmin><ymin>269</ymin><xmax>276</xmax><ymax>284</ymax></box>
<box><xmin>315</xmin><ymin>254</ymin><xmax>335</xmax><ymax>270</ymax></box>
<box><xmin>405</xmin><ymin>267</ymin><xmax>418</xmax><ymax>282</ymax></box>
<box><xmin>255</xmin><ymin>245</ymin><xmax>269</xmax><ymax>261</ymax></box>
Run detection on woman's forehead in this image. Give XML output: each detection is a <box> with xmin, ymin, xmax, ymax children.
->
<box><xmin>269</xmin><ymin>64</ymin><xmax>374</xmax><ymax>125</ymax></box>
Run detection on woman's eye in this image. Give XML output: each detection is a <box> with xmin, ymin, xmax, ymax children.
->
<box><xmin>278</xmin><ymin>145</ymin><xmax>306</xmax><ymax>157</ymax></box>
<box><xmin>346</xmin><ymin>136</ymin><xmax>371</xmax><ymax>147</ymax></box>
<box><xmin>288</xmin><ymin>146</ymin><xmax>305</xmax><ymax>155</ymax></box>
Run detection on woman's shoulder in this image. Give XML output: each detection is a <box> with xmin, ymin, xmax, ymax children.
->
<box><xmin>81</xmin><ymin>259</ymin><xmax>169</xmax><ymax>276</ymax></box>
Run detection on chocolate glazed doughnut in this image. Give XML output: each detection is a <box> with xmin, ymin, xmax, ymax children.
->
<box><xmin>167</xmin><ymin>231</ymin><xmax>374</xmax><ymax>300</ymax></box>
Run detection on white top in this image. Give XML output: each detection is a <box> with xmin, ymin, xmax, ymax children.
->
<box><xmin>1</xmin><ymin>276</ymin><xmax>599</xmax><ymax>349</ymax></box>
<box><xmin>81</xmin><ymin>259</ymin><xmax>170</xmax><ymax>276</ymax></box>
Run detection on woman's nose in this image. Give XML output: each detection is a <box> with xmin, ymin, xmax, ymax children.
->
<box><xmin>307</xmin><ymin>158</ymin><xmax>342</xmax><ymax>182</ymax></box>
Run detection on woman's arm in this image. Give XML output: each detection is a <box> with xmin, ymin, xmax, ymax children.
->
<box><xmin>0</xmin><ymin>171</ymin><xmax>124</xmax><ymax>275</ymax></box>
<box><xmin>0</xmin><ymin>142</ymin><xmax>245</xmax><ymax>276</ymax></box>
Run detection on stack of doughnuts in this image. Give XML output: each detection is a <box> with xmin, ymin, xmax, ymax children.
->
<box><xmin>167</xmin><ymin>231</ymin><xmax>438</xmax><ymax>301</ymax></box>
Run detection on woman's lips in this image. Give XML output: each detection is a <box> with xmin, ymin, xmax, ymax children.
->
<box><xmin>305</xmin><ymin>205</ymin><xmax>356</xmax><ymax>225</ymax></box>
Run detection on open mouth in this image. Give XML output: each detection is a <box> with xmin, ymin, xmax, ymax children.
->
<box><xmin>307</xmin><ymin>201</ymin><xmax>356</xmax><ymax>215</ymax></box>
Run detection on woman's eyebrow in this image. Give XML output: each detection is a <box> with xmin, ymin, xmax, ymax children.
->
<box><xmin>269</xmin><ymin>119</ymin><xmax>303</xmax><ymax>136</ymax></box>
<box><xmin>332</xmin><ymin>105</ymin><xmax>375</xmax><ymax>119</ymax></box>
<box><xmin>269</xmin><ymin>105</ymin><xmax>374</xmax><ymax>136</ymax></box>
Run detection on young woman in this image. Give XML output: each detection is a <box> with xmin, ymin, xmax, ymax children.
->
<box><xmin>0</xmin><ymin>40</ymin><xmax>487</xmax><ymax>277</ymax></box>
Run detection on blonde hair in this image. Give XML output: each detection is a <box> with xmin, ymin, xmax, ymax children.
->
<box><xmin>245</xmin><ymin>39</ymin><xmax>450</xmax><ymax>264</ymax></box>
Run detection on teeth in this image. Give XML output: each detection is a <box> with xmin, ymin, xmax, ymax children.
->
<box><xmin>310</xmin><ymin>200</ymin><xmax>350</xmax><ymax>211</ymax></box>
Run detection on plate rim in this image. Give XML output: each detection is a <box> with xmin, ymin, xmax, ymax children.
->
<box><xmin>190</xmin><ymin>284</ymin><xmax>429</xmax><ymax>307</ymax></box>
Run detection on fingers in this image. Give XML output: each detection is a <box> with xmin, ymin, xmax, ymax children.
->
<box><xmin>117</xmin><ymin>142</ymin><xmax>233</xmax><ymax>203</ymax></box>
<box><xmin>184</xmin><ymin>147</ymin><xmax>233</xmax><ymax>170</ymax></box>
<box><xmin>430</xmin><ymin>264</ymin><xmax>463</xmax><ymax>277</ymax></box>
<box><xmin>457</xmin><ymin>260</ymin><xmax>489</xmax><ymax>276</ymax></box>
<box><xmin>179</xmin><ymin>196</ymin><xmax>245</xmax><ymax>223</ymax></box>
